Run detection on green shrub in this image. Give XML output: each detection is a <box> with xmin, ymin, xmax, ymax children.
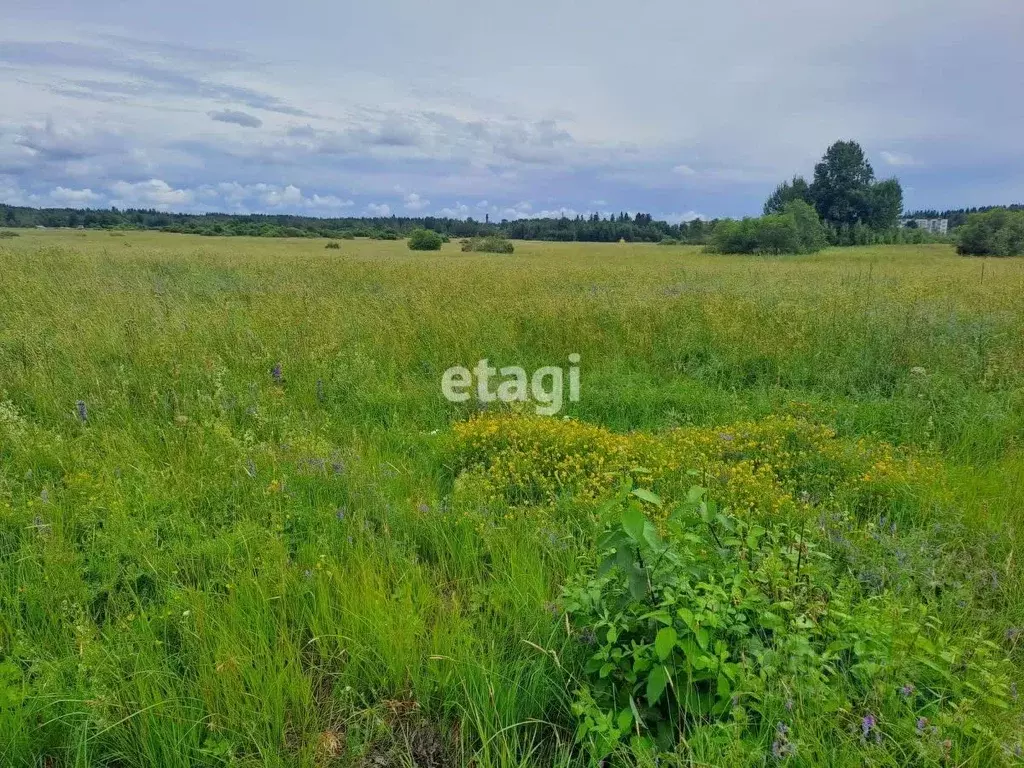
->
<box><xmin>407</xmin><ymin>228</ymin><xmax>444</xmax><ymax>251</ymax></box>
<box><xmin>374</xmin><ymin>229</ymin><xmax>400</xmax><ymax>241</ymax></box>
<box><xmin>460</xmin><ymin>236</ymin><xmax>514</xmax><ymax>254</ymax></box>
<box><xmin>0</xmin><ymin>230</ymin><xmax>19</xmax><ymax>239</ymax></box>
<box><xmin>707</xmin><ymin>201</ymin><xmax>826</xmax><ymax>255</ymax></box>
<box><xmin>957</xmin><ymin>208</ymin><xmax>1024</xmax><ymax>256</ymax></box>
<box><xmin>658</xmin><ymin>237</ymin><xmax>679</xmax><ymax>245</ymax></box>
<box><xmin>785</xmin><ymin>199</ymin><xmax>828</xmax><ymax>252</ymax></box>
<box><xmin>562</xmin><ymin>482</ymin><xmax>1016</xmax><ymax>762</ymax></box>
<box><xmin>324</xmin><ymin>241</ymin><xmax>341</xmax><ymax>249</ymax></box>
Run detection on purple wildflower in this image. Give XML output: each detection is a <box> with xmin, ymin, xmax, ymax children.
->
<box><xmin>861</xmin><ymin>713</ymin><xmax>876</xmax><ymax>740</ymax></box>
<box><xmin>336</xmin><ymin>507</ymin><xmax>346</xmax><ymax>521</ymax></box>
<box><xmin>772</xmin><ymin>723</ymin><xmax>796</xmax><ymax>760</ymax></box>
<box><xmin>916</xmin><ymin>717</ymin><xmax>928</xmax><ymax>736</ymax></box>
<box><xmin>75</xmin><ymin>400</ymin><xmax>88</xmax><ymax>422</ymax></box>
<box><xmin>785</xmin><ymin>697</ymin><xmax>794</xmax><ymax>712</ymax></box>
<box><xmin>271</xmin><ymin>363</ymin><xmax>284</xmax><ymax>384</ymax></box>
<box><xmin>900</xmin><ymin>683</ymin><xmax>915</xmax><ymax>698</ymax></box>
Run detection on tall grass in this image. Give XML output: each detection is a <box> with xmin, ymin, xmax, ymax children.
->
<box><xmin>1</xmin><ymin>231</ymin><xmax>1023</xmax><ymax>765</ymax></box>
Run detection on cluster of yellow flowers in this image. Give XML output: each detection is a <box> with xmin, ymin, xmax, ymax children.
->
<box><xmin>449</xmin><ymin>413</ymin><xmax>935</xmax><ymax>517</ymax></box>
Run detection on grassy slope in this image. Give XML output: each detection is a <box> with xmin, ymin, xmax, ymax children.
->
<box><xmin>1</xmin><ymin>230</ymin><xmax>1023</xmax><ymax>765</ymax></box>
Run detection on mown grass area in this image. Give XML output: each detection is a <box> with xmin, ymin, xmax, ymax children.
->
<box><xmin>1</xmin><ymin>230</ymin><xmax>1024</xmax><ymax>766</ymax></box>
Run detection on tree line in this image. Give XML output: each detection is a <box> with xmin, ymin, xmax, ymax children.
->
<box><xmin>0</xmin><ymin>203</ymin><xmax>717</xmax><ymax>243</ymax></box>
<box><xmin>904</xmin><ymin>204</ymin><xmax>1024</xmax><ymax>230</ymax></box>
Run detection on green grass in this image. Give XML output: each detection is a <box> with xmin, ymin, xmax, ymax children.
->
<box><xmin>1</xmin><ymin>230</ymin><xmax>1024</xmax><ymax>765</ymax></box>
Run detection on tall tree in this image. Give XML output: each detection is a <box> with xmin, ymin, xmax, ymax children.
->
<box><xmin>810</xmin><ymin>140</ymin><xmax>875</xmax><ymax>228</ymax></box>
<box><xmin>867</xmin><ymin>178</ymin><xmax>904</xmax><ymax>230</ymax></box>
<box><xmin>763</xmin><ymin>176</ymin><xmax>812</xmax><ymax>215</ymax></box>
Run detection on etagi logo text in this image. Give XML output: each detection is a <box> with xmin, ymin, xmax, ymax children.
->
<box><xmin>441</xmin><ymin>354</ymin><xmax>580</xmax><ymax>415</ymax></box>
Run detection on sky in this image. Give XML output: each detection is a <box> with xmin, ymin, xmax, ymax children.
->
<box><xmin>1</xmin><ymin>0</ymin><xmax>1022</xmax><ymax>222</ymax></box>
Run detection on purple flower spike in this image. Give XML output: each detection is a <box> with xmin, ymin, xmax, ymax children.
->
<box><xmin>861</xmin><ymin>713</ymin><xmax>876</xmax><ymax>739</ymax></box>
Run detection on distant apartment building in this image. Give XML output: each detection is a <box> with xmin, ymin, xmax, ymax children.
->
<box><xmin>901</xmin><ymin>218</ymin><xmax>949</xmax><ymax>235</ymax></box>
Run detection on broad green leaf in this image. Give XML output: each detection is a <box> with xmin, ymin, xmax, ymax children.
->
<box><xmin>622</xmin><ymin>505</ymin><xmax>646</xmax><ymax>542</ymax></box>
<box><xmin>631</xmin><ymin>488</ymin><xmax>663</xmax><ymax>507</ymax></box>
<box><xmin>695</xmin><ymin>627</ymin><xmax>710</xmax><ymax>650</ymax></box>
<box><xmin>716</xmin><ymin>673</ymin><xmax>731</xmax><ymax>697</ymax></box>
<box><xmin>655</xmin><ymin>627</ymin><xmax>677</xmax><ymax>660</ymax></box>
<box><xmin>616</xmin><ymin>708</ymin><xmax>633</xmax><ymax>732</ymax></box>
<box><xmin>628</xmin><ymin>568</ymin><xmax>647</xmax><ymax>599</ymax></box>
<box><xmin>646</xmin><ymin>664</ymin><xmax>669</xmax><ymax>704</ymax></box>
<box><xmin>685</xmin><ymin>486</ymin><xmax>705</xmax><ymax>504</ymax></box>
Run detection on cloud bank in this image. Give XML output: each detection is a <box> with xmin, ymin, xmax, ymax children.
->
<box><xmin>1</xmin><ymin>1</ymin><xmax>1021</xmax><ymax>219</ymax></box>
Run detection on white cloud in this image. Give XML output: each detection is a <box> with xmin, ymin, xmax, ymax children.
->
<box><xmin>672</xmin><ymin>165</ymin><xmax>697</xmax><ymax>177</ymax></box>
<box><xmin>659</xmin><ymin>210</ymin><xmax>707</xmax><ymax>224</ymax></box>
<box><xmin>110</xmin><ymin>179</ymin><xmax>194</xmax><ymax>210</ymax></box>
<box><xmin>365</xmin><ymin>202</ymin><xmax>391</xmax><ymax>216</ymax></box>
<box><xmin>259</xmin><ymin>183</ymin><xmax>303</xmax><ymax>207</ymax></box>
<box><xmin>49</xmin><ymin>186</ymin><xmax>101</xmax><ymax>205</ymax></box>
<box><xmin>880</xmin><ymin>150</ymin><xmax>917</xmax><ymax>166</ymax></box>
<box><xmin>308</xmin><ymin>193</ymin><xmax>353</xmax><ymax>209</ymax></box>
<box><xmin>403</xmin><ymin>192</ymin><xmax>429</xmax><ymax>211</ymax></box>
<box><xmin>435</xmin><ymin>202</ymin><xmax>470</xmax><ymax>219</ymax></box>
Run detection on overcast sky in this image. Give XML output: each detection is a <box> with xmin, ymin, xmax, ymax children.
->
<box><xmin>1</xmin><ymin>0</ymin><xmax>1021</xmax><ymax>221</ymax></box>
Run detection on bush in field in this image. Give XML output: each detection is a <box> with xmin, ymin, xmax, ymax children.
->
<box><xmin>324</xmin><ymin>241</ymin><xmax>341</xmax><ymax>249</ymax></box>
<box><xmin>956</xmin><ymin>208</ymin><xmax>1024</xmax><ymax>256</ymax></box>
<box><xmin>0</xmin><ymin>230</ymin><xmax>19</xmax><ymax>238</ymax></box>
<box><xmin>707</xmin><ymin>200</ymin><xmax>826</xmax><ymax>255</ymax></box>
<box><xmin>562</xmin><ymin>482</ymin><xmax>1016</xmax><ymax>762</ymax></box>
<box><xmin>407</xmin><ymin>228</ymin><xmax>444</xmax><ymax>251</ymax></box>
<box><xmin>785</xmin><ymin>199</ymin><xmax>828</xmax><ymax>252</ymax></box>
<box><xmin>461</xmin><ymin>236</ymin><xmax>514</xmax><ymax>254</ymax></box>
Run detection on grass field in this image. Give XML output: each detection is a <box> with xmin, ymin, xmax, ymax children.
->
<box><xmin>2</xmin><ymin>230</ymin><xmax>1024</xmax><ymax>766</ymax></box>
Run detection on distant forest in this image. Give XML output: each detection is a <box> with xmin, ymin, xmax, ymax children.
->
<box><xmin>904</xmin><ymin>204</ymin><xmax>1024</xmax><ymax>229</ymax></box>
<box><xmin>2</xmin><ymin>200</ymin><xmax>1019</xmax><ymax>245</ymax></box>
<box><xmin>0</xmin><ymin>203</ymin><xmax>707</xmax><ymax>243</ymax></box>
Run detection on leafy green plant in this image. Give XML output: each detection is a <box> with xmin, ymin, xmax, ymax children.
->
<box><xmin>957</xmin><ymin>208</ymin><xmax>1024</xmax><ymax>256</ymax></box>
<box><xmin>562</xmin><ymin>481</ymin><xmax>1018</xmax><ymax>762</ymax></box>
<box><xmin>461</xmin><ymin>236</ymin><xmax>515</xmax><ymax>254</ymax></box>
<box><xmin>407</xmin><ymin>228</ymin><xmax>445</xmax><ymax>250</ymax></box>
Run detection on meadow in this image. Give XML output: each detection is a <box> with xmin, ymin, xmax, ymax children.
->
<box><xmin>1</xmin><ymin>230</ymin><xmax>1024</xmax><ymax>766</ymax></box>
